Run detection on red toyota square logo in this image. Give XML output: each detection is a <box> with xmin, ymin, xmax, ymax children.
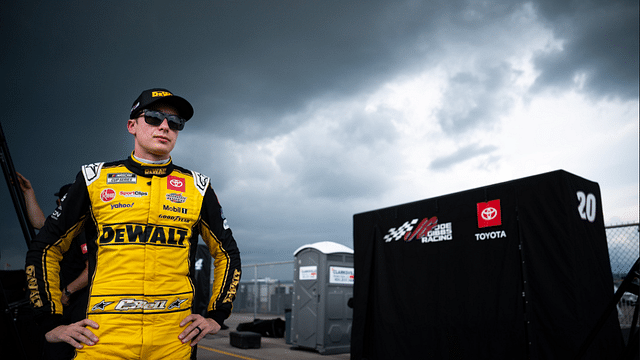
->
<box><xmin>167</xmin><ymin>176</ymin><xmax>186</xmax><ymax>192</ymax></box>
<box><xmin>477</xmin><ymin>199</ymin><xmax>502</xmax><ymax>228</ymax></box>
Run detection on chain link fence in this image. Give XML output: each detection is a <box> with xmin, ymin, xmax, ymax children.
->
<box><xmin>233</xmin><ymin>261</ymin><xmax>295</xmax><ymax>318</ymax></box>
<box><xmin>606</xmin><ymin>223</ymin><xmax>639</xmax><ymax>329</ymax></box>
<box><xmin>230</xmin><ymin>224</ymin><xmax>639</xmax><ymax>328</ymax></box>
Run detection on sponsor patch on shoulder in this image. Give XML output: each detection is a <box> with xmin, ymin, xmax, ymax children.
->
<box><xmin>107</xmin><ymin>173</ymin><xmax>137</xmax><ymax>184</ymax></box>
<box><xmin>221</xmin><ymin>208</ymin><xmax>230</xmax><ymax>230</ymax></box>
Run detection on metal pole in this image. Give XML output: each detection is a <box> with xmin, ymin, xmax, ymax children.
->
<box><xmin>253</xmin><ymin>265</ymin><xmax>258</xmax><ymax>320</ymax></box>
<box><xmin>0</xmin><ymin>121</ymin><xmax>36</xmax><ymax>248</ymax></box>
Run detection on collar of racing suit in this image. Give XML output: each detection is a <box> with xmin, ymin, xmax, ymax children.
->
<box><xmin>126</xmin><ymin>152</ymin><xmax>175</xmax><ymax>177</ymax></box>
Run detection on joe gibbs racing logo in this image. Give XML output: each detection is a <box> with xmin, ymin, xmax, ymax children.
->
<box><xmin>384</xmin><ymin>216</ymin><xmax>453</xmax><ymax>244</ymax></box>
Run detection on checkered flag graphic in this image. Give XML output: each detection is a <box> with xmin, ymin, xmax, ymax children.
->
<box><xmin>383</xmin><ymin>218</ymin><xmax>419</xmax><ymax>242</ymax></box>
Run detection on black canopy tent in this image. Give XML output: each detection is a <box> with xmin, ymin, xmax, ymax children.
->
<box><xmin>352</xmin><ymin>170</ymin><xmax>623</xmax><ymax>359</ymax></box>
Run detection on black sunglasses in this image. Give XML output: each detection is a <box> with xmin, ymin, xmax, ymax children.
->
<box><xmin>142</xmin><ymin>109</ymin><xmax>186</xmax><ymax>131</ymax></box>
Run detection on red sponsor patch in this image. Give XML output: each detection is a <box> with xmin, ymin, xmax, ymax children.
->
<box><xmin>477</xmin><ymin>199</ymin><xmax>501</xmax><ymax>228</ymax></box>
<box><xmin>81</xmin><ymin>243</ymin><xmax>88</xmax><ymax>254</ymax></box>
<box><xmin>167</xmin><ymin>176</ymin><xmax>186</xmax><ymax>192</ymax></box>
<box><xmin>100</xmin><ymin>188</ymin><xmax>116</xmax><ymax>202</ymax></box>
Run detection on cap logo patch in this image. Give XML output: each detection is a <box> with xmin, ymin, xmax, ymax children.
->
<box><xmin>152</xmin><ymin>91</ymin><xmax>173</xmax><ymax>97</ymax></box>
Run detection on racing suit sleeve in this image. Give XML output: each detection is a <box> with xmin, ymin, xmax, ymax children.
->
<box><xmin>25</xmin><ymin>171</ymin><xmax>91</xmax><ymax>334</ymax></box>
<box><xmin>197</xmin><ymin>185</ymin><xmax>241</xmax><ymax>326</ymax></box>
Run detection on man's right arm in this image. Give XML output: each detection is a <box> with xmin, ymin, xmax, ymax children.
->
<box><xmin>25</xmin><ymin>171</ymin><xmax>92</xmax><ymax>334</ymax></box>
<box><xmin>61</xmin><ymin>259</ymin><xmax>89</xmax><ymax>306</ymax></box>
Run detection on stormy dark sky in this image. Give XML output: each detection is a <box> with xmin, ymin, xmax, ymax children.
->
<box><xmin>1</xmin><ymin>0</ymin><xmax>638</xmax><ymax>270</ymax></box>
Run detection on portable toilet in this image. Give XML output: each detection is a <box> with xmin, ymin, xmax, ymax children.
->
<box><xmin>291</xmin><ymin>241</ymin><xmax>354</xmax><ymax>355</ymax></box>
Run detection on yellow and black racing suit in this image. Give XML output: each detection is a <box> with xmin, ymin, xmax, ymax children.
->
<box><xmin>26</xmin><ymin>154</ymin><xmax>241</xmax><ymax>359</ymax></box>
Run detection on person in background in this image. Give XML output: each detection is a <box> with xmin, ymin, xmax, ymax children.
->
<box><xmin>17</xmin><ymin>174</ymin><xmax>89</xmax><ymax>360</ymax></box>
<box><xmin>25</xmin><ymin>88</ymin><xmax>242</xmax><ymax>360</ymax></box>
<box><xmin>16</xmin><ymin>172</ymin><xmax>46</xmax><ymax>229</ymax></box>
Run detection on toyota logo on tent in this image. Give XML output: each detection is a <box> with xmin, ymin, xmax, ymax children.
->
<box><xmin>481</xmin><ymin>207</ymin><xmax>498</xmax><ymax>221</ymax></box>
<box><xmin>477</xmin><ymin>199</ymin><xmax>502</xmax><ymax>228</ymax></box>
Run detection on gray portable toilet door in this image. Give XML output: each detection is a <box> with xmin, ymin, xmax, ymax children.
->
<box><xmin>295</xmin><ymin>249</ymin><xmax>320</xmax><ymax>348</ymax></box>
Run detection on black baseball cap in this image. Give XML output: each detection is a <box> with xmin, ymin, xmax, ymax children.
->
<box><xmin>54</xmin><ymin>184</ymin><xmax>72</xmax><ymax>198</ymax></box>
<box><xmin>130</xmin><ymin>88</ymin><xmax>194</xmax><ymax>120</ymax></box>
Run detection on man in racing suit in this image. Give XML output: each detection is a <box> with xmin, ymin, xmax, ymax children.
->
<box><xmin>25</xmin><ymin>88</ymin><xmax>242</xmax><ymax>359</ymax></box>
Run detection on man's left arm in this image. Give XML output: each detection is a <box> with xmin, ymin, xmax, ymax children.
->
<box><xmin>179</xmin><ymin>184</ymin><xmax>241</xmax><ymax>346</ymax></box>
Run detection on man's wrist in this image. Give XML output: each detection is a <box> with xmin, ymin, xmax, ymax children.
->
<box><xmin>209</xmin><ymin>310</ymin><xmax>229</xmax><ymax>327</ymax></box>
<box><xmin>63</xmin><ymin>288</ymin><xmax>72</xmax><ymax>297</ymax></box>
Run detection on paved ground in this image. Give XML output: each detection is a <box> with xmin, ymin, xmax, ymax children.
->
<box><xmin>195</xmin><ymin>313</ymin><xmax>351</xmax><ymax>360</ymax></box>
